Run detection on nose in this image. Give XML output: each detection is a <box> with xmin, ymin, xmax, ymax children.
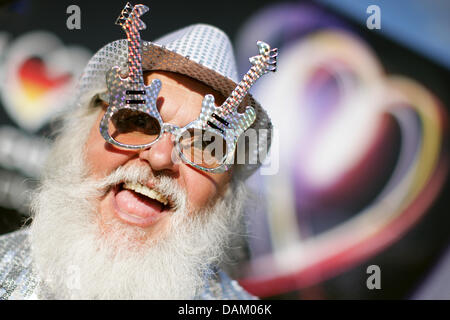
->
<box><xmin>139</xmin><ymin>132</ymin><xmax>180</xmax><ymax>174</ymax></box>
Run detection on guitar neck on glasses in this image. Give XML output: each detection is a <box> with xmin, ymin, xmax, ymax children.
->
<box><xmin>222</xmin><ymin>41</ymin><xmax>278</xmax><ymax>113</ymax></box>
<box><xmin>115</xmin><ymin>2</ymin><xmax>149</xmax><ymax>85</ymax></box>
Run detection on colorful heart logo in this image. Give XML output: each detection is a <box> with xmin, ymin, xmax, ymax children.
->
<box><xmin>238</xmin><ymin>30</ymin><xmax>448</xmax><ymax>297</ymax></box>
<box><xmin>0</xmin><ymin>31</ymin><xmax>91</xmax><ymax>131</ymax></box>
<box><xmin>18</xmin><ymin>57</ymin><xmax>72</xmax><ymax>102</ymax></box>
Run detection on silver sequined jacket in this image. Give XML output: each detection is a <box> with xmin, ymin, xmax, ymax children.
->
<box><xmin>0</xmin><ymin>229</ymin><xmax>256</xmax><ymax>300</ymax></box>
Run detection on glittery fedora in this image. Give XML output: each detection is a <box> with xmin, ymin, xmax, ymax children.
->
<box><xmin>75</xmin><ymin>23</ymin><xmax>273</xmax><ymax>178</ymax></box>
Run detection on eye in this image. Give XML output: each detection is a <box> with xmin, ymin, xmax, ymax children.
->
<box><xmin>133</xmin><ymin>115</ymin><xmax>148</xmax><ymax>129</ymax></box>
<box><xmin>178</xmin><ymin>128</ymin><xmax>228</xmax><ymax>169</ymax></box>
<box><xmin>111</xmin><ymin>109</ymin><xmax>159</xmax><ymax>134</ymax></box>
<box><xmin>108</xmin><ymin>109</ymin><xmax>161</xmax><ymax>145</ymax></box>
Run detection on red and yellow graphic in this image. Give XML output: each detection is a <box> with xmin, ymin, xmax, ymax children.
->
<box><xmin>0</xmin><ymin>31</ymin><xmax>90</xmax><ymax>131</ymax></box>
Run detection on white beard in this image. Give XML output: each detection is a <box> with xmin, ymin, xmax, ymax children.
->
<box><xmin>29</xmin><ymin>106</ymin><xmax>248</xmax><ymax>299</ymax></box>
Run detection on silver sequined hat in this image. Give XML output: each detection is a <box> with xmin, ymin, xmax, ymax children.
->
<box><xmin>76</xmin><ymin>23</ymin><xmax>272</xmax><ymax>178</ymax></box>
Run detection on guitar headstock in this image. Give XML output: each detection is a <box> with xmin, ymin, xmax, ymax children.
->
<box><xmin>249</xmin><ymin>40</ymin><xmax>278</xmax><ymax>74</ymax></box>
<box><xmin>115</xmin><ymin>2</ymin><xmax>149</xmax><ymax>31</ymax></box>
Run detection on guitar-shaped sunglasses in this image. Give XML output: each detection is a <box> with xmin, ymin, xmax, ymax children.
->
<box><xmin>100</xmin><ymin>3</ymin><xmax>278</xmax><ymax>173</ymax></box>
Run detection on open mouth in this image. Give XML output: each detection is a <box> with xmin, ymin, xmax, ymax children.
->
<box><xmin>112</xmin><ymin>181</ymin><xmax>173</xmax><ymax>228</ymax></box>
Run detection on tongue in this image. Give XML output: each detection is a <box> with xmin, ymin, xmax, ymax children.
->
<box><xmin>115</xmin><ymin>189</ymin><xmax>164</xmax><ymax>218</ymax></box>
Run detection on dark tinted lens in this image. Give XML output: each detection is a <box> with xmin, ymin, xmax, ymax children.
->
<box><xmin>178</xmin><ymin>128</ymin><xmax>227</xmax><ymax>169</ymax></box>
<box><xmin>108</xmin><ymin>109</ymin><xmax>161</xmax><ymax>146</ymax></box>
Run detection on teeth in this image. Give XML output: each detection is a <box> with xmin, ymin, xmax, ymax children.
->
<box><xmin>123</xmin><ymin>182</ymin><xmax>168</xmax><ymax>206</ymax></box>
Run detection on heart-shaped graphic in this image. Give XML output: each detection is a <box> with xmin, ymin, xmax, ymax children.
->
<box><xmin>18</xmin><ymin>57</ymin><xmax>72</xmax><ymax>101</ymax></box>
<box><xmin>238</xmin><ymin>30</ymin><xmax>448</xmax><ymax>297</ymax></box>
<box><xmin>0</xmin><ymin>31</ymin><xmax>91</xmax><ymax>131</ymax></box>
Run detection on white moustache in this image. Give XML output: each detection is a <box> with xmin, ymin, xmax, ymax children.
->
<box><xmin>97</xmin><ymin>164</ymin><xmax>187</xmax><ymax>212</ymax></box>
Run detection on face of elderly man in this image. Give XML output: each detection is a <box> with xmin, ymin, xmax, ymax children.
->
<box><xmin>29</xmin><ymin>69</ymin><xmax>248</xmax><ymax>300</ymax></box>
<box><xmin>85</xmin><ymin>70</ymin><xmax>231</xmax><ymax>240</ymax></box>
<box><xmin>8</xmin><ymin>20</ymin><xmax>275</xmax><ymax>300</ymax></box>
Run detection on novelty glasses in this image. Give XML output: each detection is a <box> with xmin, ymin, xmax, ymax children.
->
<box><xmin>98</xmin><ymin>43</ymin><xmax>277</xmax><ymax>173</ymax></box>
<box><xmin>99</xmin><ymin>4</ymin><xmax>277</xmax><ymax>173</ymax></box>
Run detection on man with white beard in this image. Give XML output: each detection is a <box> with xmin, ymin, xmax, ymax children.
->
<box><xmin>0</xmin><ymin>5</ymin><xmax>276</xmax><ymax>300</ymax></box>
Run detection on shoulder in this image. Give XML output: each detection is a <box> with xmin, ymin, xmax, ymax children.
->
<box><xmin>0</xmin><ymin>228</ymin><xmax>31</xmax><ymax>260</ymax></box>
<box><xmin>0</xmin><ymin>227</ymin><xmax>29</xmax><ymax>243</ymax></box>
<box><xmin>0</xmin><ymin>228</ymin><xmax>38</xmax><ymax>300</ymax></box>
